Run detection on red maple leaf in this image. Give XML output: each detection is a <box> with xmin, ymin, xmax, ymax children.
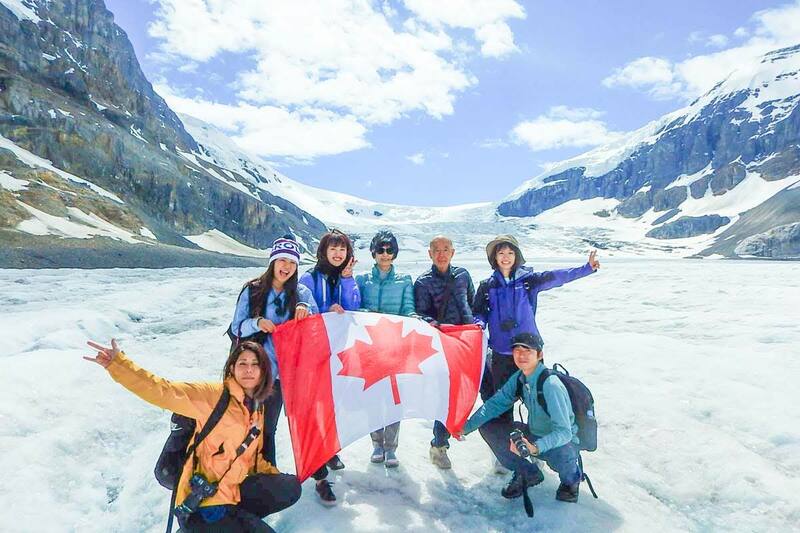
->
<box><xmin>337</xmin><ymin>317</ymin><xmax>438</xmax><ymax>405</ymax></box>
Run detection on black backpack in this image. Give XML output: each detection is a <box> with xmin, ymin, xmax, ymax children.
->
<box><xmin>154</xmin><ymin>388</ymin><xmax>231</xmax><ymax>490</ymax></box>
<box><xmin>532</xmin><ymin>363</ymin><xmax>597</xmax><ymax>452</ymax></box>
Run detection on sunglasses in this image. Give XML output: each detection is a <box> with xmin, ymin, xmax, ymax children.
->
<box><xmin>377</xmin><ymin>246</ymin><xmax>395</xmax><ymax>255</ymax></box>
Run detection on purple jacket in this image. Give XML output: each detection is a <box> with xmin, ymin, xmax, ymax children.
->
<box><xmin>473</xmin><ymin>264</ymin><xmax>595</xmax><ymax>355</ymax></box>
<box><xmin>299</xmin><ymin>269</ymin><xmax>361</xmax><ymax>313</ymax></box>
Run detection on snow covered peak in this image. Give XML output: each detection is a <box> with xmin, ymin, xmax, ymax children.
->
<box><xmin>505</xmin><ymin>44</ymin><xmax>800</xmax><ymax>201</ymax></box>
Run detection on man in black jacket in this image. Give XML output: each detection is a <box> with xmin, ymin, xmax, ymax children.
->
<box><xmin>414</xmin><ymin>235</ymin><xmax>476</xmax><ymax>469</ymax></box>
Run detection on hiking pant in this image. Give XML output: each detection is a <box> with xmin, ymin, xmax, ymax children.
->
<box><xmin>479</xmin><ymin>352</ymin><xmax>518</xmax><ymax>422</ymax></box>
<box><xmin>431</xmin><ymin>420</ymin><xmax>450</xmax><ymax>448</ymax></box>
<box><xmin>371</xmin><ymin>422</ymin><xmax>400</xmax><ymax>452</ymax></box>
<box><xmin>179</xmin><ymin>472</ymin><xmax>301</xmax><ymax>533</ymax></box>
<box><xmin>263</xmin><ymin>380</ymin><xmax>283</xmax><ymax>467</ymax></box>
<box><xmin>478</xmin><ymin>420</ymin><xmax>581</xmax><ymax>485</ymax></box>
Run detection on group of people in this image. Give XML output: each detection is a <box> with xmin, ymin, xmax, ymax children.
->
<box><xmin>85</xmin><ymin>228</ymin><xmax>600</xmax><ymax>532</ymax></box>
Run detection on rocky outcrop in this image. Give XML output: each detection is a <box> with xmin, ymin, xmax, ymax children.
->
<box><xmin>646</xmin><ymin>215</ymin><xmax>730</xmax><ymax>239</ymax></box>
<box><xmin>0</xmin><ymin>0</ymin><xmax>325</xmax><ymax>264</ymax></box>
<box><xmin>734</xmin><ymin>222</ymin><xmax>800</xmax><ymax>258</ymax></box>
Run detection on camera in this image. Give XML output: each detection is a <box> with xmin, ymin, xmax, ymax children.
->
<box><xmin>500</xmin><ymin>318</ymin><xmax>518</xmax><ymax>332</ymax></box>
<box><xmin>173</xmin><ymin>473</ymin><xmax>218</xmax><ymax>521</ymax></box>
<box><xmin>509</xmin><ymin>429</ymin><xmax>531</xmax><ymax>458</ymax></box>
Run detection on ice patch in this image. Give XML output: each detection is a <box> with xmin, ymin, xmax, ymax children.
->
<box><xmin>0</xmin><ymin>170</ymin><xmax>29</xmax><ymax>192</ymax></box>
<box><xmin>15</xmin><ymin>203</ymin><xmax>144</xmax><ymax>243</ymax></box>
<box><xmin>0</xmin><ymin>0</ymin><xmax>41</xmax><ymax>23</ymax></box>
<box><xmin>184</xmin><ymin>229</ymin><xmax>269</xmax><ymax>258</ymax></box>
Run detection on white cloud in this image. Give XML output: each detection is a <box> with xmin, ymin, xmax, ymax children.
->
<box><xmin>602</xmin><ymin>57</ymin><xmax>683</xmax><ymax>100</ymax></box>
<box><xmin>146</xmin><ymin>0</ymin><xmax>523</xmax><ymax>161</ymax></box>
<box><xmin>706</xmin><ymin>34</ymin><xmax>729</xmax><ymax>48</ymax></box>
<box><xmin>478</xmin><ymin>138</ymin><xmax>509</xmax><ymax>149</ymax></box>
<box><xmin>603</xmin><ymin>1</ymin><xmax>800</xmax><ymax>101</ymax></box>
<box><xmin>511</xmin><ymin>107</ymin><xmax>622</xmax><ymax>152</ymax></box>
<box><xmin>156</xmin><ymin>84</ymin><xmax>369</xmax><ymax>159</ymax></box>
<box><xmin>406</xmin><ymin>152</ymin><xmax>425</xmax><ymax>165</ymax></box>
<box><xmin>403</xmin><ymin>0</ymin><xmax>526</xmax><ymax>58</ymax></box>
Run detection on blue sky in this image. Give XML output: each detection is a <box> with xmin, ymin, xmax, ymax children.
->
<box><xmin>105</xmin><ymin>0</ymin><xmax>800</xmax><ymax>206</ymax></box>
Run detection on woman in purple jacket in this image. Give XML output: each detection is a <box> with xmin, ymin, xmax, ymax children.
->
<box><xmin>299</xmin><ymin>229</ymin><xmax>360</xmax><ymax>506</ymax></box>
<box><xmin>473</xmin><ymin>235</ymin><xmax>600</xmax><ymax>423</ymax></box>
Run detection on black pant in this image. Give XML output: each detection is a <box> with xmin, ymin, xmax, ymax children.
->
<box><xmin>263</xmin><ymin>380</ymin><xmax>284</xmax><ymax>467</ymax></box>
<box><xmin>479</xmin><ymin>352</ymin><xmax>519</xmax><ymax>422</ymax></box>
<box><xmin>180</xmin><ymin>473</ymin><xmax>302</xmax><ymax>532</ymax></box>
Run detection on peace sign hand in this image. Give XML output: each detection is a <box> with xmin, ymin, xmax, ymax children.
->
<box><xmin>342</xmin><ymin>257</ymin><xmax>357</xmax><ymax>278</ymax></box>
<box><xmin>84</xmin><ymin>339</ymin><xmax>122</xmax><ymax>368</ymax></box>
<box><xmin>588</xmin><ymin>250</ymin><xmax>600</xmax><ymax>271</ymax></box>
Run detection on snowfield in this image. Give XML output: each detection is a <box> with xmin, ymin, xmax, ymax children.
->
<box><xmin>1</xmin><ymin>258</ymin><xmax>798</xmax><ymax>533</ymax></box>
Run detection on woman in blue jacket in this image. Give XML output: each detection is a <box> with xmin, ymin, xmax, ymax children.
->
<box><xmin>229</xmin><ymin>236</ymin><xmax>318</xmax><ymax>487</ymax></box>
<box><xmin>473</xmin><ymin>235</ymin><xmax>599</xmax><ymax>422</ymax></box>
<box><xmin>299</xmin><ymin>229</ymin><xmax>360</xmax><ymax>505</ymax></box>
<box><xmin>355</xmin><ymin>230</ymin><xmax>415</xmax><ymax>468</ymax></box>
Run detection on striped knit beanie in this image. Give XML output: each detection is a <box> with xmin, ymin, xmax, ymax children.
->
<box><xmin>269</xmin><ymin>237</ymin><xmax>301</xmax><ymax>265</ymax></box>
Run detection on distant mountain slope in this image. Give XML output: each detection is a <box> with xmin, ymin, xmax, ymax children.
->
<box><xmin>0</xmin><ymin>0</ymin><xmax>325</xmax><ymax>267</ymax></box>
<box><xmin>499</xmin><ymin>45</ymin><xmax>800</xmax><ymax>259</ymax></box>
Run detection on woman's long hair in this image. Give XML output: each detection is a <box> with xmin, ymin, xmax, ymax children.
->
<box><xmin>223</xmin><ymin>341</ymin><xmax>273</xmax><ymax>401</ymax></box>
<box><xmin>314</xmin><ymin>229</ymin><xmax>354</xmax><ymax>278</ymax></box>
<box><xmin>246</xmin><ymin>261</ymin><xmax>299</xmax><ymax>319</ymax></box>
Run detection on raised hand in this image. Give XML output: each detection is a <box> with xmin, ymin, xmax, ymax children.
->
<box><xmin>341</xmin><ymin>257</ymin><xmax>357</xmax><ymax>278</ymax></box>
<box><xmin>84</xmin><ymin>339</ymin><xmax>121</xmax><ymax>368</ymax></box>
<box><xmin>588</xmin><ymin>250</ymin><xmax>600</xmax><ymax>271</ymax></box>
<box><xmin>329</xmin><ymin>303</ymin><xmax>346</xmax><ymax>314</ymax></box>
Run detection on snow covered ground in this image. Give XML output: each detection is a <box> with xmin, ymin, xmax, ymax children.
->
<box><xmin>1</xmin><ymin>258</ymin><xmax>799</xmax><ymax>532</ymax></box>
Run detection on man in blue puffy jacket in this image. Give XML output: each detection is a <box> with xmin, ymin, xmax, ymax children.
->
<box><xmin>414</xmin><ymin>235</ymin><xmax>476</xmax><ymax>469</ymax></box>
<box><xmin>458</xmin><ymin>333</ymin><xmax>583</xmax><ymax>503</ymax></box>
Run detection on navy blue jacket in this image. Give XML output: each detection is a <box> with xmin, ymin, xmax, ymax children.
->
<box><xmin>414</xmin><ymin>265</ymin><xmax>475</xmax><ymax>325</ymax></box>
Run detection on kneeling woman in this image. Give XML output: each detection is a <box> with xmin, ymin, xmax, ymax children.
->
<box><xmin>85</xmin><ymin>339</ymin><xmax>300</xmax><ymax>532</ymax></box>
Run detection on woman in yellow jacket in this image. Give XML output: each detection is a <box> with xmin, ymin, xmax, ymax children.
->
<box><xmin>85</xmin><ymin>339</ymin><xmax>301</xmax><ymax>532</ymax></box>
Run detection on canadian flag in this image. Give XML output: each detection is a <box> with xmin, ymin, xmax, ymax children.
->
<box><xmin>273</xmin><ymin>311</ymin><xmax>487</xmax><ymax>481</ymax></box>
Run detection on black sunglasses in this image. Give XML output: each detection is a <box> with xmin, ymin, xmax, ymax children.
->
<box><xmin>377</xmin><ymin>246</ymin><xmax>395</xmax><ymax>255</ymax></box>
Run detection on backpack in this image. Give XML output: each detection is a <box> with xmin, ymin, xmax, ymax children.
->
<box><xmin>154</xmin><ymin>387</ymin><xmax>231</xmax><ymax>490</ymax></box>
<box><xmin>533</xmin><ymin>363</ymin><xmax>597</xmax><ymax>451</ymax></box>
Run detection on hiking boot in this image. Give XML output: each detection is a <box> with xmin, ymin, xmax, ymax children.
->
<box><xmin>327</xmin><ymin>455</ymin><xmax>345</xmax><ymax>470</ymax></box>
<box><xmin>370</xmin><ymin>446</ymin><xmax>385</xmax><ymax>463</ymax></box>
<box><xmin>556</xmin><ymin>482</ymin><xmax>579</xmax><ymax>503</ymax></box>
<box><xmin>493</xmin><ymin>457</ymin><xmax>510</xmax><ymax>475</ymax></box>
<box><xmin>315</xmin><ymin>479</ymin><xmax>337</xmax><ymax>507</ymax></box>
<box><xmin>384</xmin><ymin>450</ymin><xmax>399</xmax><ymax>468</ymax></box>
<box><xmin>429</xmin><ymin>445</ymin><xmax>452</xmax><ymax>469</ymax></box>
<box><xmin>501</xmin><ymin>469</ymin><xmax>545</xmax><ymax>499</ymax></box>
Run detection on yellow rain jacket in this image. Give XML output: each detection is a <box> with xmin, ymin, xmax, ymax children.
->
<box><xmin>107</xmin><ymin>353</ymin><xmax>280</xmax><ymax>508</ymax></box>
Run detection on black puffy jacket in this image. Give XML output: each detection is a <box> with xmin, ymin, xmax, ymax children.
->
<box><xmin>414</xmin><ymin>265</ymin><xmax>475</xmax><ymax>325</ymax></box>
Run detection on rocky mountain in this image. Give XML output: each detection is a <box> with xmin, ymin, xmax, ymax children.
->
<box><xmin>0</xmin><ymin>0</ymin><xmax>326</xmax><ymax>268</ymax></box>
<box><xmin>498</xmin><ymin>45</ymin><xmax>800</xmax><ymax>259</ymax></box>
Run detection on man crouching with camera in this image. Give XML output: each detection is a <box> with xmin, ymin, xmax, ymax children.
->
<box><xmin>457</xmin><ymin>333</ymin><xmax>582</xmax><ymax>504</ymax></box>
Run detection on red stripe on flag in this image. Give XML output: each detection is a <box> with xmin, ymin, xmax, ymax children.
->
<box><xmin>273</xmin><ymin>314</ymin><xmax>341</xmax><ymax>481</ymax></box>
<box><xmin>438</xmin><ymin>324</ymin><xmax>486</xmax><ymax>434</ymax></box>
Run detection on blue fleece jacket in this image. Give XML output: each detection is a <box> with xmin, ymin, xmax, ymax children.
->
<box><xmin>230</xmin><ymin>284</ymin><xmax>318</xmax><ymax>380</ymax></box>
<box><xmin>463</xmin><ymin>362</ymin><xmax>578</xmax><ymax>454</ymax></box>
<box><xmin>299</xmin><ymin>269</ymin><xmax>361</xmax><ymax>312</ymax></box>
<box><xmin>473</xmin><ymin>263</ymin><xmax>595</xmax><ymax>355</ymax></box>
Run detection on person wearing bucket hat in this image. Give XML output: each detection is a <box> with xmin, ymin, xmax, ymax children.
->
<box><xmin>228</xmin><ymin>235</ymin><xmax>319</xmax><ymax>482</ymax></box>
<box><xmin>355</xmin><ymin>229</ymin><xmax>416</xmax><ymax>468</ymax></box>
<box><xmin>473</xmin><ymin>235</ymin><xmax>599</xmax><ymax>425</ymax></box>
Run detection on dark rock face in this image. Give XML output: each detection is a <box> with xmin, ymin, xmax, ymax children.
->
<box><xmin>0</xmin><ymin>0</ymin><xmax>325</xmax><ymax>261</ymax></box>
<box><xmin>652</xmin><ymin>209</ymin><xmax>680</xmax><ymax>226</ymax></box>
<box><xmin>645</xmin><ymin>215</ymin><xmax>731</xmax><ymax>239</ymax></box>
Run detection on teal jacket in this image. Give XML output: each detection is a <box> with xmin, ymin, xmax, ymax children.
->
<box><xmin>463</xmin><ymin>362</ymin><xmax>578</xmax><ymax>454</ymax></box>
<box><xmin>356</xmin><ymin>264</ymin><xmax>416</xmax><ymax>316</ymax></box>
